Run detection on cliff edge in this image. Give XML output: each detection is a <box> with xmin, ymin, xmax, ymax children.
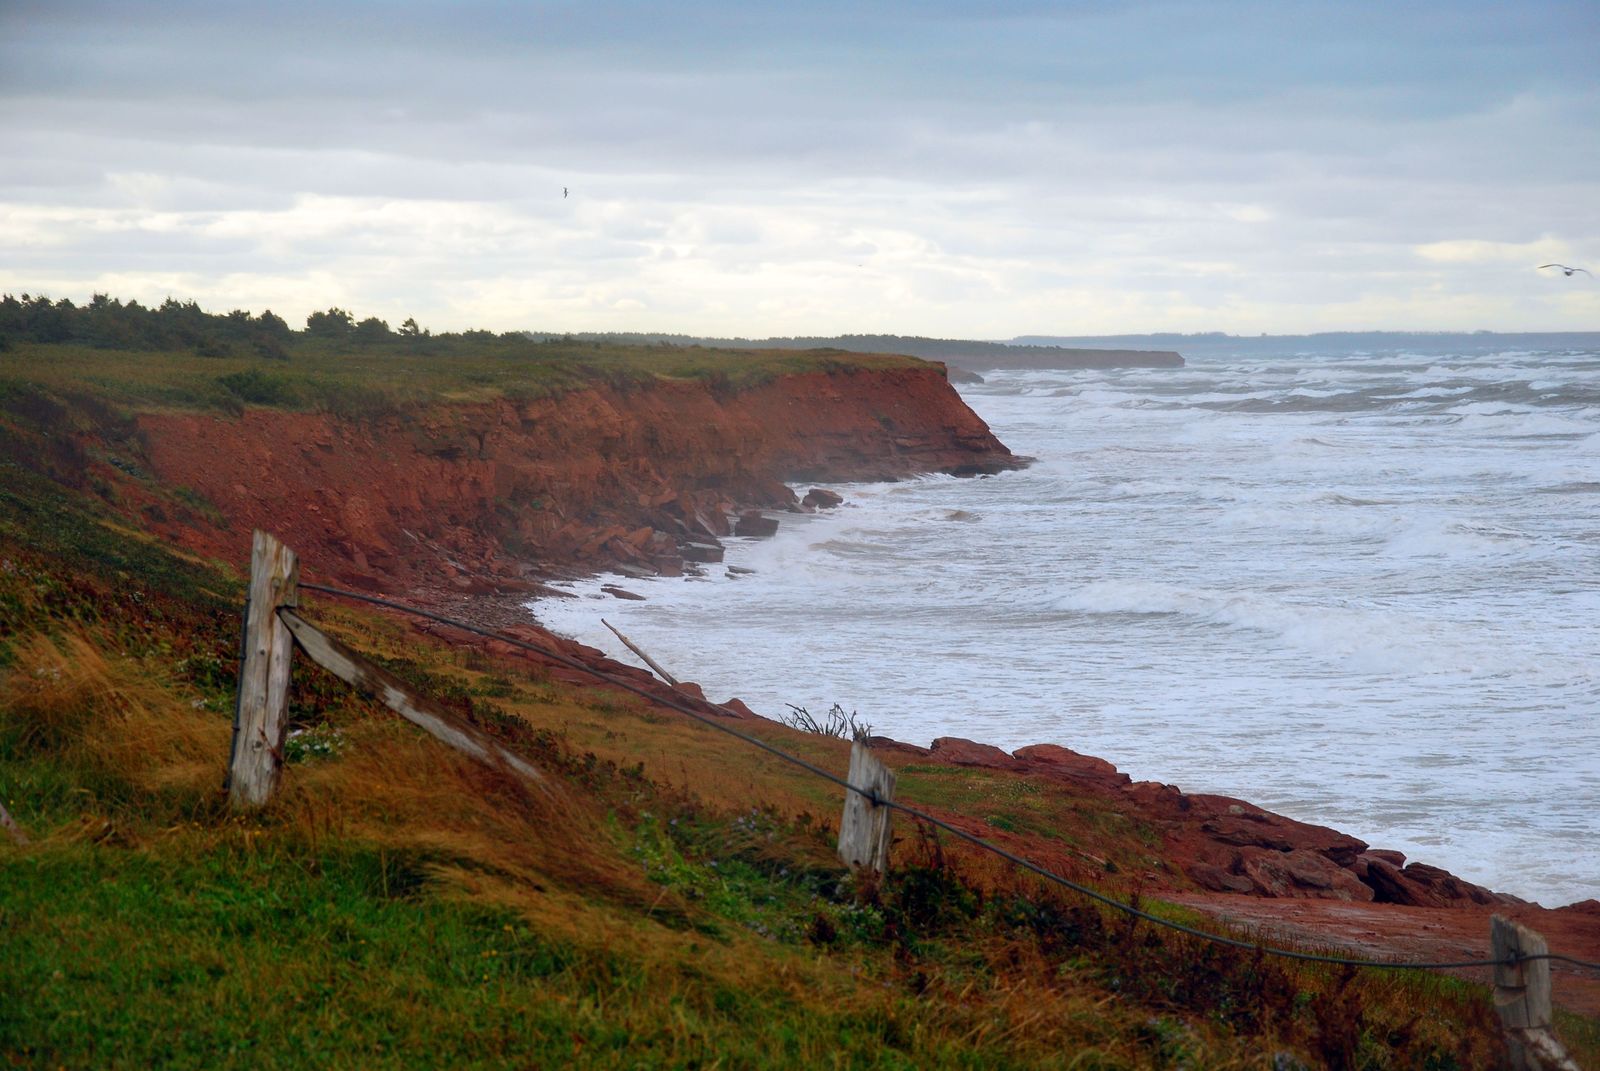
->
<box><xmin>133</xmin><ymin>364</ymin><xmax>1020</xmax><ymax>600</ymax></box>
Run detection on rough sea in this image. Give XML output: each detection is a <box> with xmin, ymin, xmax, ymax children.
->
<box><xmin>533</xmin><ymin>345</ymin><xmax>1600</xmax><ymax>908</ymax></box>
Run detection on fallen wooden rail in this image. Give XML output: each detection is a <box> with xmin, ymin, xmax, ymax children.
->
<box><xmin>279</xmin><ymin>610</ymin><xmax>551</xmax><ymax>793</ymax></box>
<box><xmin>603</xmin><ymin>618</ymin><xmax>681</xmax><ymax>687</ymax></box>
<box><xmin>227</xmin><ymin>530</ymin><xmax>550</xmax><ymax>809</ymax></box>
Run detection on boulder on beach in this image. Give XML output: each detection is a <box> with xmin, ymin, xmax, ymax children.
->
<box><xmin>734</xmin><ymin>511</ymin><xmax>779</xmax><ymax>537</ymax></box>
<box><xmin>929</xmin><ymin>737</ymin><xmax>1021</xmax><ymax>770</ymax></box>
<box><xmin>680</xmin><ymin>541</ymin><xmax>725</xmax><ymax>564</ymax></box>
<box><xmin>802</xmin><ymin>488</ymin><xmax>844</xmax><ymax>510</ymax></box>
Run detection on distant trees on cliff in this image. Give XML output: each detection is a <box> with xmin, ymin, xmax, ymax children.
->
<box><xmin>304</xmin><ymin>307</ymin><xmax>356</xmax><ymax>340</ymax></box>
<box><xmin>0</xmin><ymin>294</ymin><xmax>440</xmax><ymax>357</ymax></box>
<box><xmin>0</xmin><ymin>293</ymin><xmax>622</xmax><ymax>366</ymax></box>
<box><xmin>0</xmin><ymin>293</ymin><xmax>296</xmax><ymax>358</ymax></box>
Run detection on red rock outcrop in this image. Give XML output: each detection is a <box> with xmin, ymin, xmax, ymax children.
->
<box><xmin>851</xmin><ymin>739</ymin><xmax>1527</xmax><ymax>912</ymax></box>
<box><xmin>929</xmin><ymin>736</ymin><xmax>1019</xmax><ymax>769</ymax></box>
<box><xmin>1013</xmin><ymin>743</ymin><xmax>1132</xmax><ymax>790</ymax></box>
<box><xmin>133</xmin><ymin>365</ymin><xmax>1018</xmax><ymax>595</ymax></box>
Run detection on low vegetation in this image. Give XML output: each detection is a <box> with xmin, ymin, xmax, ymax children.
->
<box><xmin>3</xmin><ymin>516</ymin><xmax>1561</xmax><ymax>1069</ymax></box>
<box><xmin>781</xmin><ymin>702</ymin><xmax>874</xmax><ymax>741</ymax></box>
<box><xmin>0</xmin><ymin>294</ymin><xmax>924</xmax><ymax>422</ymax></box>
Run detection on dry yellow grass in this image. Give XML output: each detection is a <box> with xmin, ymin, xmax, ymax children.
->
<box><xmin>1</xmin><ymin>615</ymin><xmax>1537</xmax><ymax>1069</ymax></box>
<box><xmin>1</xmin><ymin>629</ymin><xmax>226</xmax><ymax>799</ymax></box>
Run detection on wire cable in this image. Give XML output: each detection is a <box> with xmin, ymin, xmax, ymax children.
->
<box><xmin>296</xmin><ymin>580</ymin><xmax>1600</xmax><ymax>975</ymax></box>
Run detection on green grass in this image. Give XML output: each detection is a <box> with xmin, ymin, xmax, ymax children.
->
<box><xmin>0</xmin><ymin>582</ymin><xmax>1526</xmax><ymax>1068</ymax></box>
<box><xmin>0</xmin><ymin>338</ymin><xmax>927</xmax><ymax>422</ymax></box>
<box><xmin>2</xmin><ymin>837</ymin><xmax>956</xmax><ymax>1071</ymax></box>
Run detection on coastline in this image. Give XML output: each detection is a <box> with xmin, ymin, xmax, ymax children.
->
<box><xmin>529</xmin><ymin>488</ymin><xmax>1594</xmax><ymax>921</ymax></box>
<box><xmin>521</xmin><ymin>502</ymin><xmax>1600</xmax><ymax>1015</ymax></box>
<box><xmin>38</xmin><ymin>350</ymin><xmax>1595</xmax><ymax>1011</ymax></box>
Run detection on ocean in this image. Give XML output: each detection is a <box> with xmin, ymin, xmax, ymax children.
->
<box><xmin>532</xmin><ymin>345</ymin><xmax>1600</xmax><ymax>908</ymax></box>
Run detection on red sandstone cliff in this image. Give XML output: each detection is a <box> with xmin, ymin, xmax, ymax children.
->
<box><xmin>134</xmin><ymin>365</ymin><xmax>1018</xmax><ymax>597</ymax></box>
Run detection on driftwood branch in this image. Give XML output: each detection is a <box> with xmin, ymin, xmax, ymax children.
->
<box><xmin>602</xmin><ymin>618</ymin><xmax>680</xmax><ymax>686</ymax></box>
<box><xmin>279</xmin><ymin>609</ymin><xmax>553</xmax><ymax>796</ymax></box>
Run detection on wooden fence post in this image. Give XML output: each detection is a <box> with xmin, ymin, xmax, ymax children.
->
<box><xmin>1491</xmin><ymin>915</ymin><xmax>1580</xmax><ymax>1071</ymax></box>
<box><xmin>227</xmin><ymin>530</ymin><xmax>299</xmax><ymax>809</ymax></box>
<box><xmin>837</xmin><ymin>740</ymin><xmax>895</xmax><ymax>875</ymax></box>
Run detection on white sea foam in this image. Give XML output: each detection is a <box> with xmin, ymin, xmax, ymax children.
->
<box><xmin>530</xmin><ymin>347</ymin><xmax>1600</xmax><ymax>907</ymax></box>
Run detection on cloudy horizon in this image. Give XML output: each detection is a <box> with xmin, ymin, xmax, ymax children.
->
<box><xmin>3</xmin><ymin>1</ymin><xmax>1597</xmax><ymax>337</ymax></box>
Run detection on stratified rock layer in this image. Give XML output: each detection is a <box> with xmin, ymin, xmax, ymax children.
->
<box><xmin>135</xmin><ymin>365</ymin><xmax>1019</xmax><ymax>592</ymax></box>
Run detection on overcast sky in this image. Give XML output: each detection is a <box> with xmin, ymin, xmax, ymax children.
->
<box><xmin>3</xmin><ymin>1</ymin><xmax>1597</xmax><ymax>336</ymax></box>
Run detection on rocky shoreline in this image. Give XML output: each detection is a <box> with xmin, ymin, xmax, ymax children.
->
<box><xmin>437</xmin><ymin>593</ymin><xmax>1600</xmax><ymax>1014</ymax></box>
<box><xmin>874</xmin><ymin>736</ymin><xmax>1523</xmax><ymax>910</ymax></box>
<box><xmin>116</xmin><ymin>359</ymin><xmax>1598</xmax><ymax>1011</ymax></box>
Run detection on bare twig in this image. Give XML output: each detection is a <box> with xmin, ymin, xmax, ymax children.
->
<box><xmin>782</xmin><ymin>703</ymin><xmax>873</xmax><ymax>742</ymax></box>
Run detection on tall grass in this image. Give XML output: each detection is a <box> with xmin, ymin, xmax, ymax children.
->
<box><xmin>0</xmin><ymin>610</ymin><xmax>1543</xmax><ymax>1068</ymax></box>
<box><xmin>0</xmin><ymin>630</ymin><xmax>227</xmax><ymax>825</ymax></box>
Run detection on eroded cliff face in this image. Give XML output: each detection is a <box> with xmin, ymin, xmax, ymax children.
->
<box><xmin>135</xmin><ymin>365</ymin><xmax>1018</xmax><ymax>595</ymax></box>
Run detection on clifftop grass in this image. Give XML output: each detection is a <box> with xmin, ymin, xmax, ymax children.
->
<box><xmin>0</xmin><ymin>337</ymin><xmax>927</xmax><ymax>422</ymax></box>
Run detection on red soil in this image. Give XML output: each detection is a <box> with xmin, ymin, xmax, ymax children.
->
<box><xmin>1161</xmin><ymin>894</ymin><xmax>1600</xmax><ymax>1018</ymax></box>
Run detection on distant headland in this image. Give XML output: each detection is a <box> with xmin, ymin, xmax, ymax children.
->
<box><xmin>1013</xmin><ymin>330</ymin><xmax>1600</xmax><ymax>357</ymax></box>
<box><xmin>523</xmin><ymin>328</ymin><xmax>1600</xmax><ymax>377</ymax></box>
<box><xmin>524</xmin><ymin>331</ymin><xmax>1185</xmax><ymax>372</ymax></box>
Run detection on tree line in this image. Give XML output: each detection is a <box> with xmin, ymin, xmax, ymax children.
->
<box><xmin>0</xmin><ymin>293</ymin><xmax>456</xmax><ymax>357</ymax></box>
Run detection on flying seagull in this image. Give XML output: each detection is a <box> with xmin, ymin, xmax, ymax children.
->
<box><xmin>563</xmin><ymin>187</ymin><xmax>568</xmax><ymax>198</ymax></box>
<box><xmin>1537</xmin><ymin>263</ymin><xmax>1591</xmax><ymax>277</ymax></box>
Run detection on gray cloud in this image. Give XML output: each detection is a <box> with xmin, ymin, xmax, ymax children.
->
<box><xmin>2</xmin><ymin>0</ymin><xmax>1596</xmax><ymax>333</ymax></box>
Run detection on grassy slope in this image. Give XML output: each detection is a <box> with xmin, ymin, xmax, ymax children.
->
<box><xmin>1</xmin><ymin>342</ymin><xmax>1590</xmax><ymax>1069</ymax></box>
<box><xmin>1</xmin><ymin>338</ymin><xmax>924</xmax><ymax>420</ymax></box>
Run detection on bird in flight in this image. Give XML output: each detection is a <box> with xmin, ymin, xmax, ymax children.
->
<box><xmin>1537</xmin><ymin>263</ymin><xmax>1590</xmax><ymax>276</ymax></box>
<box><xmin>563</xmin><ymin>187</ymin><xmax>568</xmax><ymax>198</ymax></box>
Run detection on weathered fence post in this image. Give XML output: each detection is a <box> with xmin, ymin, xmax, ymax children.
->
<box><xmin>837</xmin><ymin>740</ymin><xmax>895</xmax><ymax>875</ymax></box>
<box><xmin>1491</xmin><ymin>915</ymin><xmax>1580</xmax><ymax>1071</ymax></box>
<box><xmin>227</xmin><ymin>530</ymin><xmax>299</xmax><ymax>809</ymax></box>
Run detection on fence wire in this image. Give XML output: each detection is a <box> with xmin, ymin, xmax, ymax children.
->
<box><xmin>297</xmin><ymin>580</ymin><xmax>1600</xmax><ymax>976</ymax></box>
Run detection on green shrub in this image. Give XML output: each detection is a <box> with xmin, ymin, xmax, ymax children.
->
<box><xmin>216</xmin><ymin>367</ymin><xmax>293</xmax><ymax>406</ymax></box>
